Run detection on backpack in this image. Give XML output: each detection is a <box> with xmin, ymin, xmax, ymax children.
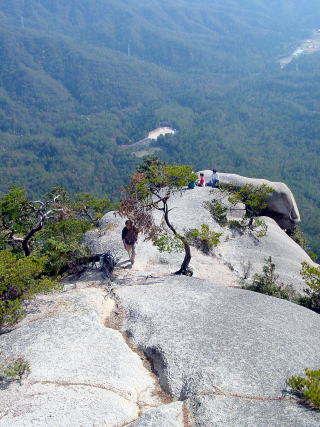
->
<box><xmin>125</xmin><ymin>228</ymin><xmax>137</xmax><ymax>245</ymax></box>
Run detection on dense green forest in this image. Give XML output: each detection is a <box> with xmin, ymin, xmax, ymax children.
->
<box><xmin>0</xmin><ymin>0</ymin><xmax>320</xmax><ymax>255</ymax></box>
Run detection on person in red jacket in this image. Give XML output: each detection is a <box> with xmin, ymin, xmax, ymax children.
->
<box><xmin>197</xmin><ymin>172</ymin><xmax>205</xmax><ymax>187</ymax></box>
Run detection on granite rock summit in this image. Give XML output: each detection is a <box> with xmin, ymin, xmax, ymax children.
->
<box><xmin>1</xmin><ymin>173</ymin><xmax>319</xmax><ymax>426</ymax></box>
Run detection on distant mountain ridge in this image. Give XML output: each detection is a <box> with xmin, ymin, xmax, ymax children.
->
<box><xmin>0</xmin><ymin>0</ymin><xmax>320</xmax><ymax>255</ymax></box>
<box><xmin>1</xmin><ymin>0</ymin><xmax>320</xmax><ymax>72</ymax></box>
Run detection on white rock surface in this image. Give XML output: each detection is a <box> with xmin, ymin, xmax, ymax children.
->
<box><xmin>187</xmin><ymin>394</ymin><xmax>320</xmax><ymax>427</ymax></box>
<box><xmin>116</xmin><ymin>276</ymin><xmax>320</xmax><ymax>426</ymax></box>
<box><xmin>116</xmin><ymin>276</ymin><xmax>320</xmax><ymax>400</ymax></box>
<box><xmin>1</xmin><ymin>382</ymin><xmax>138</xmax><ymax>427</ymax></box>
<box><xmin>0</xmin><ymin>286</ymin><xmax>166</xmax><ymax>426</ymax></box>
<box><xmin>128</xmin><ymin>401</ymin><xmax>184</xmax><ymax>427</ymax></box>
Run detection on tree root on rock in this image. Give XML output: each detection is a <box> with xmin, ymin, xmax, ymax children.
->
<box><xmin>174</xmin><ymin>268</ymin><xmax>193</xmax><ymax>277</ymax></box>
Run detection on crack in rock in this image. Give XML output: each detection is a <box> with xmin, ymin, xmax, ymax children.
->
<box><xmin>30</xmin><ymin>380</ymin><xmax>135</xmax><ymax>404</ymax></box>
<box><xmin>103</xmin><ymin>295</ymin><xmax>174</xmax><ymax>416</ymax></box>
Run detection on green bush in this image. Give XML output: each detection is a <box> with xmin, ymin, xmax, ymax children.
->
<box><xmin>307</xmin><ymin>251</ymin><xmax>318</xmax><ymax>262</ymax></box>
<box><xmin>36</xmin><ymin>218</ymin><xmax>92</xmax><ymax>275</ymax></box>
<box><xmin>0</xmin><ymin>186</ymin><xmax>114</xmax><ymax>328</ymax></box>
<box><xmin>287</xmin><ymin>369</ymin><xmax>320</xmax><ymax>408</ymax></box>
<box><xmin>204</xmin><ymin>200</ymin><xmax>228</xmax><ymax>226</ymax></box>
<box><xmin>0</xmin><ymin>355</ymin><xmax>30</xmax><ymax>385</ymax></box>
<box><xmin>242</xmin><ymin>258</ymin><xmax>320</xmax><ymax>314</ymax></box>
<box><xmin>154</xmin><ymin>232</ymin><xmax>184</xmax><ymax>254</ymax></box>
<box><xmin>242</xmin><ymin>256</ymin><xmax>296</xmax><ymax>300</ymax></box>
<box><xmin>185</xmin><ymin>224</ymin><xmax>221</xmax><ymax>254</ymax></box>
<box><xmin>206</xmin><ymin>184</ymin><xmax>271</xmax><ymax>237</ymax></box>
<box><xmin>297</xmin><ymin>262</ymin><xmax>320</xmax><ymax>314</ymax></box>
<box><xmin>252</xmin><ymin>218</ymin><xmax>268</xmax><ymax>238</ymax></box>
<box><xmin>0</xmin><ymin>250</ymin><xmax>60</xmax><ymax>328</ymax></box>
<box><xmin>287</xmin><ymin>226</ymin><xmax>306</xmax><ymax>249</ymax></box>
<box><xmin>227</xmin><ymin>184</ymin><xmax>273</xmax><ymax>223</ymax></box>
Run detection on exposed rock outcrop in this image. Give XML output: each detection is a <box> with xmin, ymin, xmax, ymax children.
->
<box><xmin>0</xmin><ymin>285</ymin><xmax>171</xmax><ymax>426</ymax></box>
<box><xmin>84</xmin><ymin>179</ymin><xmax>313</xmax><ymax>291</ymax></box>
<box><xmin>116</xmin><ymin>276</ymin><xmax>320</xmax><ymax>426</ymax></box>
<box><xmin>187</xmin><ymin>394</ymin><xmax>319</xmax><ymax>427</ymax></box>
<box><xmin>128</xmin><ymin>401</ymin><xmax>184</xmax><ymax>426</ymax></box>
<box><xmin>1</xmin><ymin>173</ymin><xmax>319</xmax><ymax>426</ymax></box>
<box><xmin>116</xmin><ymin>276</ymin><xmax>320</xmax><ymax>402</ymax></box>
<box><xmin>1</xmin><ymin>273</ymin><xmax>319</xmax><ymax>426</ymax></box>
<box><xmin>201</xmin><ymin>170</ymin><xmax>300</xmax><ymax>229</ymax></box>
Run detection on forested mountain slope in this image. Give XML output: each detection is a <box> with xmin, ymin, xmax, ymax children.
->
<box><xmin>0</xmin><ymin>0</ymin><xmax>320</xmax><ymax>254</ymax></box>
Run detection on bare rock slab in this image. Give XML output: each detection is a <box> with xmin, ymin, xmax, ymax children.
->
<box><xmin>128</xmin><ymin>401</ymin><xmax>184</xmax><ymax>427</ymax></box>
<box><xmin>187</xmin><ymin>394</ymin><xmax>320</xmax><ymax>427</ymax></box>
<box><xmin>116</xmin><ymin>276</ymin><xmax>320</xmax><ymax>425</ymax></box>
<box><xmin>1</xmin><ymin>382</ymin><xmax>138</xmax><ymax>427</ymax></box>
<box><xmin>0</xmin><ymin>287</ymin><xmax>164</xmax><ymax>426</ymax></box>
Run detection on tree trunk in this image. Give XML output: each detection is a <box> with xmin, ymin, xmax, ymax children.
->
<box><xmin>22</xmin><ymin>220</ymin><xmax>44</xmax><ymax>256</ymax></box>
<box><xmin>248</xmin><ymin>216</ymin><xmax>254</xmax><ymax>229</ymax></box>
<box><xmin>163</xmin><ymin>202</ymin><xmax>193</xmax><ymax>276</ymax></box>
<box><xmin>174</xmin><ymin>237</ymin><xmax>193</xmax><ymax>276</ymax></box>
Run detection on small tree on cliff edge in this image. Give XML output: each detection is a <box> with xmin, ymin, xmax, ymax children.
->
<box><xmin>118</xmin><ymin>157</ymin><xmax>197</xmax><ymax>275</ymax></box>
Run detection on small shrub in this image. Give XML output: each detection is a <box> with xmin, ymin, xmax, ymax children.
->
<box><xmin>242</xmin><ymin>256</ymin><xmax>296</xmax><ymax>300</ymax></box>
<box><xmin>307</xmin><ymin>251</ymin><xmax>318</xmax><ymax>262</ymax></box>
<box><xmin>206</xmin><ymin>184</ymin><xmax>272</xmax><ymax>236</ymax></box>
<box><xmin>287</xmin><ymin>369</ymin><xmax>320</xmax><ymax>408</ymax></box>
<box><xmin>0</xmin><ymin>355</ymin><xmax>30</xmax><ymax>385</ymax></box>
<box><xmin>287</xmin><ymin>226</ymin><xmax>306</xmax><ymax>249</ymax></box>
<box><xmin>185</xmin><ymin>224</ymin><xmax>221</xmax><ymax>254</ymax></box>
<box><xmin>227</xmin><ymin>218</ymin><xmax>267</xmax><ymax>237</ymax></box>
<box><xmin>154</xmin><ymin>232</ymin><xmax>184</xmax><ymax>254</ymax></box>
<box><xmin>204</xmin><ymin>200</ymin><xmax>227</xmax><ymax>226</ymax></box>
<box><xmin>227</xmin><ymin>183</ymin><xmax>273</xmax><ymax>222</ymax></box>
<box><xmin>252</xmin><ymin>218</ymin><xmax>268</xmax><ymax>238</ymax></box>
<box><xmin>37</xmin><ymin>218</ymin><xmax>92</xmax><ymax>276</ymax></box>
<box><xmin>298</xmin><ymin>262</ymin><xmax>320</xmax><ymax>313</ymax></box>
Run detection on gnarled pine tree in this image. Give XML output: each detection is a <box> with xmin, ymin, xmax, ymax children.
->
<box><xmin>118</xmin><ymin>157</ymin><xmax>197</xmax><ymax>275</ymax></box>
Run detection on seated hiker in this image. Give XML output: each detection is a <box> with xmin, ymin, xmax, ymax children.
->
<box><xmin>197</xmin><ymin>173</ymin><xmax>205</xmax><ymax>187</ymax></box>
<box><xmin>188</xmin><ymin>173</ymin><xmax>197</xmax><ymax>189</ymax></box>
<box><xmin>122</xmin><ymin>219</ymin><xmax>139</xmax><ymax>265</ymax></box>
<box><xmin>206</xmin><ymin>169</ymin><xmax>219</xmax><ymax>187</ymax></box>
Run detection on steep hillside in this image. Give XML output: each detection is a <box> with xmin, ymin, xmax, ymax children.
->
<box><xmin>0</xmin><ymin>0</ymin><xmax>320</xmax><ymax>253</ymax></box>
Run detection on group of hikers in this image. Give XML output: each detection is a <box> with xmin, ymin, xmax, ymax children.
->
<box><xmin>122</xmin><ymin>169</ymin><xmax>219</xmax><ymax>266</ymax></box>
<box><xmin>188</xmin><ymin>169</ymin><xmax>219</xmax><ymax>189</ymax></box>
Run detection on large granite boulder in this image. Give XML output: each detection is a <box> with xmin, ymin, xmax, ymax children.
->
<box><xmin>200</xmin><ymin>170</ymin><xmax>300</xmax><ymax>229</ymax></box>
<box><xmin>116</xmin><ymin>276</ymin><xmax>320</xmax><ymax>426</ymax></box>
